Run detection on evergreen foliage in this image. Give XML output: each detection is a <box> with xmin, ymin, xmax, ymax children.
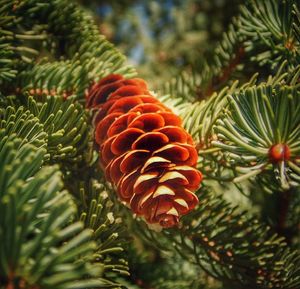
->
<box><xmin>0</xmin><ymin>0</ymin><xmax>299</xmax><ymax>288</ymax></box>
<box><xmin>0</xmin><ymin>135</ymin><xmax>103</xmax><ymax>288</ymax></box>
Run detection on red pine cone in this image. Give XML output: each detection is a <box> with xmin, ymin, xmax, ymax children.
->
<box><xmin>86</xmin><ymin>74</ymin><xmax>202</xmax><ymax>228</ymax></box>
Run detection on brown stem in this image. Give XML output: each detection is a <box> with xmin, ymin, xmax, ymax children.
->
<box><xmin>2</xmin><ymin>271</ymin><xmax>39</xmax><ymax>289</ymax></box>
<box><xmin>277</xmin><ymin>188</ymin><xmax>292</xmax><ymax>243</ymax></box>
<box><xmin>215</xmin><ymin>46</ymin><xmax>245</xmax><ymax>85</ymax></box>
<box><xmin>200</xmin><ymin>45</ymin><xmax>245</xmax><ymax>99</ymax></box>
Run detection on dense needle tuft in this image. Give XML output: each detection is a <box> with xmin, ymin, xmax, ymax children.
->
<box><xmin>86</xmin><ymin>74</ymin><xmax>202</xmax><ymax>228</ymax></box>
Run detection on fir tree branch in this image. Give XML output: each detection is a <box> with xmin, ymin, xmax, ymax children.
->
<box><xmin>0</xmin><ymin>134</ymin><xmax>106</xmax><ymax>289</ymax></box>
<box><xmin>212</xmin><ymin>82</ymin><xmax>300</xmax><ymax>188</ymax></box>
<box><xmin>77</xmin><ymin>180</ymin><xmax>130</xmax><ymax>288</ymax></box>
<box><xmin>25</xmin><ymin>95</ymin><xmax>89</xmax><ymax>162</ymax></box>
<box><xmin>0</xmin><ymin>0</ymin><xmax>136</xmax><ymax>99</ymax></box>
<box><xmin>130</xmin><ymin>187</ymin><xmax>300</xmax><ymax>289</ymax></box>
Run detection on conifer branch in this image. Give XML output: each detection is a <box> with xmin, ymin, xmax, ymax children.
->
<box><xmin>131</xmin><ymin>187</ymin><xmax>300</xmax><ymax>289</ymax></box>
<box><xmin>0</xmin><ymin>134</ymin><xmax>105</xmax><ymax>289</ymax></box>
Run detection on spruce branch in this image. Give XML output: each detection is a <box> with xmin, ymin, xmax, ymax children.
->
<box><xmin>15</xmin><ymin>56</ymin><xmax>133</xmax><ymax>101</ymax></box>
<box><xmin>210</xmin><ymin>0</ymin><xmax>300</xmax><ymax>81</ymax></box>
<box><xmin>131</xmin><ymin>187</ymin><xmax>300</xmax><ymax>289</ymax></box>
<box><xmin>0</xmin><ymin>0</ymin><xmax>48</xmax><ymax>84</ymax></box>
<box><xmin>0</xmin><ymin>105</ymin><xmax>47</xmax><ymax>150</ymax></box>
<box><xmin>77</xmin><ymin>179</ymin><xmax>130</xmax><ymax>288</ymax></box>
<box><xmin>212</xmin><ymin>82</ymin><xmax>300</xmax><ymax>189</ymax></box>
<box><xmin>0</xmin><ymin>97</ymin><xmax>88</xmax><ymax>163</ymax></box>
<box><xmin>25</xmin><ymin>95</ymin><xmax>89</xmax><ymax>162</ymax></box>
<box><xmin>17</xmin><ymin>0</ymin><xmax>135</xmax><ymax>96</ymax></box>
<box><xmin>0</xmin><ymin>134</ymin><xmax>107</xmax><ymax>289</ymax></box>
<box><xmin>161</xmin><ymin>0</ymin><xmax>299</xmax><ymax>100</ymax></box>
<box><xmin>239</xmin><ymin>0</ymin><xmax>299</xmax><ymax>70</ymax></box>
<box><xmin>1</xmin><ymin>0</ymin><xmax>136</xmax><ymax>99</ymax></box>
<box><xmin>17</xmin><ymin>61</ymin><xmax>88</xmax><ymax>99</ymax></box>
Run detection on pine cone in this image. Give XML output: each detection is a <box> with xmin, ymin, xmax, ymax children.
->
<box><xmin>86</xmin><ymin>74</ymin><xmax>202</xmax><ymax>228</ymax></box>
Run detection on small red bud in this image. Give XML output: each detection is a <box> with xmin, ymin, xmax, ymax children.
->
<box><xmin>269</xmin><ymin>144</ymin><xmax>291</xmax><ymax>163</ymax></box>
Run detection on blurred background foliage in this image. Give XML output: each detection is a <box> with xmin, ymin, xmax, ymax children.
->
<box><xmin>79</xmin><ymin>0</ymin><xmax>242</xmax><ymax>87</ymax></box>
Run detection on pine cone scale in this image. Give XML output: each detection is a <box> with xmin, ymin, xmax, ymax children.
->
<box><xmin>119</xmin><ymin>149</ymin><xmax>150</xmax><ymax>173</ymax></box>
<box><xmin>132</xmin><ymin>131</ymin><xmax>169</xmax><ymax>151</ymax></box>
<box><xmin>111</xmin><ymin>128</ymin><xmax>144</xmax><ymax>155</ymax></box>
